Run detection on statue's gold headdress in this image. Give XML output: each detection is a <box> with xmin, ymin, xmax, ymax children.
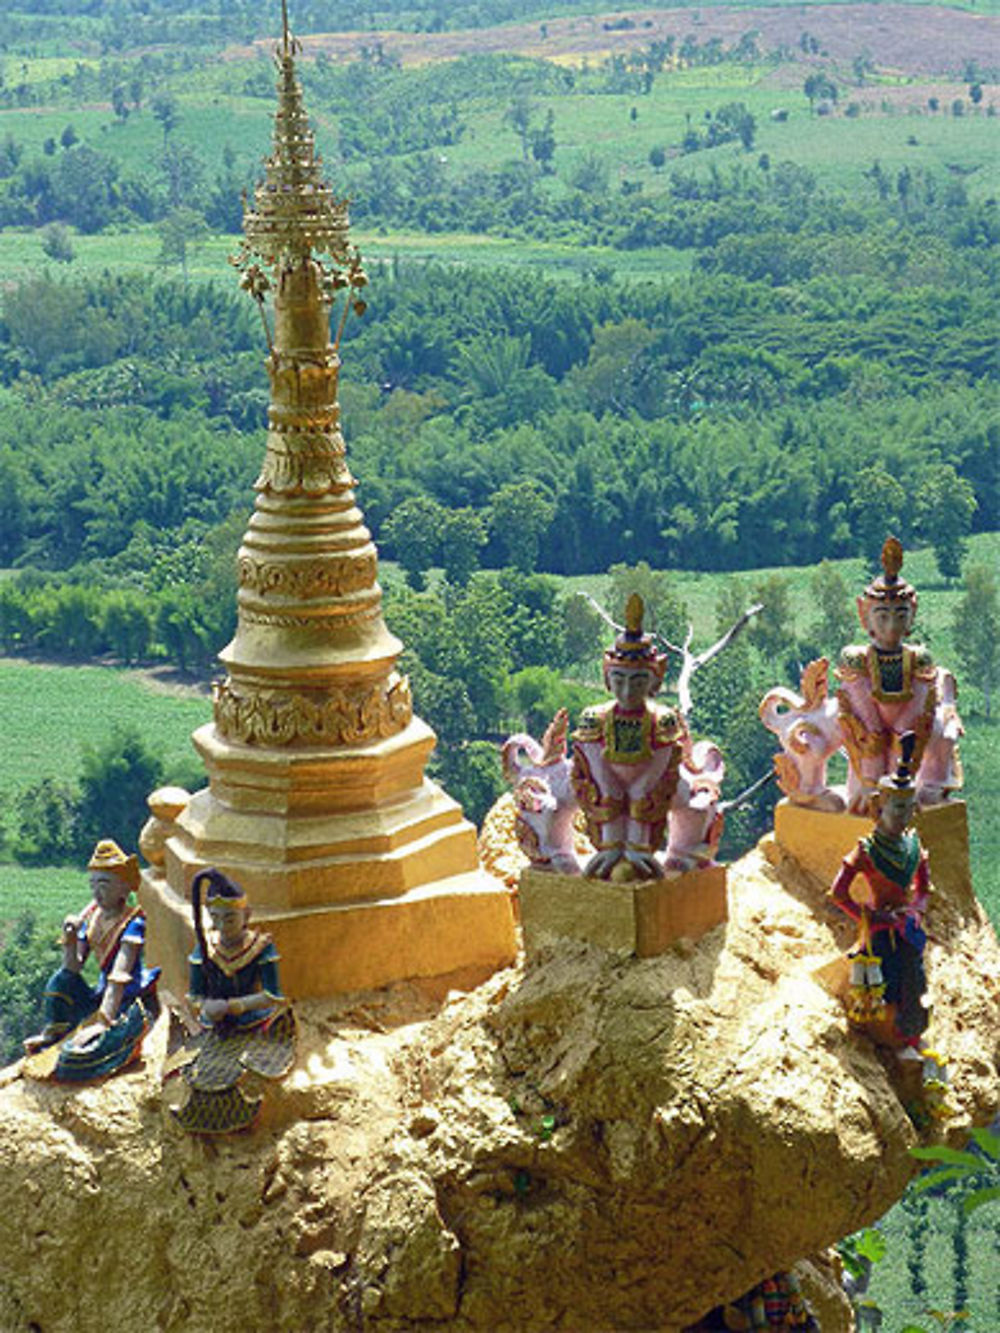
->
<box><xmin>603</xmin><ymin>594</ymin><xmax>668</xmax><ymax>683</ymax></box>
<box><xmin>87</xmin><ymin>839</ymin><xmax>140</xmax><ymax>893</ymax></box>
<box><xmin>863</xmin><ymin>536</ymin><xmax>917</xmax><ymax>606</ymax></box>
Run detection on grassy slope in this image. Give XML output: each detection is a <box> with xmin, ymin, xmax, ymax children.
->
<box><xmin>0</xmin><ymin>660</ymin><xmax>210</xmax><ymax>929</ymax></box>
<box><xmin>0</xmin><ymin>659</ymin><xmax>210</xmax><ymax>814</ymax></box>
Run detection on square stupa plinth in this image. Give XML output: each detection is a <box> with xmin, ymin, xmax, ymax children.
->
<box><xmin>141</xmin><ymin>861</ymin><xmax>516</xmax><ymax>1001</ymax></box>
<box><xmin>773</xmin><ymin>799</ymin><xmax>972</xmax><ymax>904</ymax></box>
<box><xmin>519</xmin><ymin>865</ymin><xmax>728</xmax><ymax>958</ymax></box>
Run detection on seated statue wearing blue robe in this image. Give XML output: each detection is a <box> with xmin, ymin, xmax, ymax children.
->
<box><xmin>170</xmin><ymin>868</ymin><xmax>294</xmax><ymax>1134</ymax></box>
<box><xmin>24</xmin><ymin>841</ymin><xmax>160</xmax><ymax>1083</ymax></box>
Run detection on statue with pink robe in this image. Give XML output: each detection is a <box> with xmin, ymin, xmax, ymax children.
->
<box><xmin>571</xmin><ymin>594</ymin><xmax>688</xmax><ymax>881</ymax></box>
<box><xmin>836</xmin><ymin>537</ymin><xmax>963</xmax><ymax>815</ymax></box>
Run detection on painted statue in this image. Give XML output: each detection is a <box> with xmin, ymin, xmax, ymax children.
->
<box><xmin>501</xmin><ymin>707</ymin><xmax>580</xmax><ymax>875</ymax></box>
<box><xmin>169</xmin><ymin>868</ymin><xmax>295</xmax><ymax>1134</ymax></box>
<box><xmin>501</xmin><ymin>595</ymin><xmax>731</xmax><ymax>879</ymax></box>
<box><xmin>23</xmin><ymin>839</ymin><xmax>160</xmax><ymax>1082</ymax></box>
<box><xmin>692</xmin><ymin>1270</ymin><xmax>818</xmax><ymax>1330</ymax></box>
<box><xmin>761</xmin><ymin>538</ymin><xmax>963</xmax><ymax>816</ymax></box>
<box><xmin>666</xmin><ymin>739</ymin><xmax>726</xmax><ymax>871</ymax></box>
<box><xmin>838</xmin><ymin>536</ymin><xmax>963</xmax><ymax>814</ymax></box>
<box><xmin>759</xmin><ymin>658</ymin><xmax>844</xmax><ymax>812</ymax></box>
<box><xmin>829</xmin><ymin>734</ymin><xmax>931</xmax><ymax>1054</ymax></box>
<box><xmin>571</xmin><ymin>594</ymin><xmax>689</xmax><ymax>881</ymax></box>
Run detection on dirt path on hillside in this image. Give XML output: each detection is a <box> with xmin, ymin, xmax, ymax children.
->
<box><xmin>225</xmin><ymin>5</ymin><xmax>997</xmax><ymax>78</ymax></box>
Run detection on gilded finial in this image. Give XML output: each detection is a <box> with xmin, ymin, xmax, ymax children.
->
<box><xmin>625</xmin><ymin>593</ymin><xmax>644</xmax><ymax>636</ymax></box>
<box><xmin>881</xmin><ymin>536</ymin><xmax>904</xmax><ymax>583</ymax></box>
<box><xmin>231</xmin><ymin>0</ymin><xmax>368</xmax><ymax>349</ymax></box>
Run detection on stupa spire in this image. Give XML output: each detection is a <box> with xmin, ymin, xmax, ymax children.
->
<box><xmin>222</xmin><ymin>5</ymin><xmax>398</xmax><ymax>751</ymax></box>
<box><xmin>138</xmin><ymin>3</ymin><xmax>515</xmax><ymax>1001</ymax></box>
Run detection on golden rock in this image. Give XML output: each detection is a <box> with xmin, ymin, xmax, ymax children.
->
<box><xmin>3</xmin><ymin>825</ymin><xmax>997</xmax><ymax>1330</ymax></box>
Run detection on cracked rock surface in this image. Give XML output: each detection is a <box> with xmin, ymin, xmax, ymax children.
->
<box><xmin>1</xmin><ymin>836</ymin><xmax>997</xmax><ymax>1332</ymax></box>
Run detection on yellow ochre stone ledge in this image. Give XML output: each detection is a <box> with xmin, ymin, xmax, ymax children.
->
<box><xmin>519</xmin><ymin>863</ymin><xmax>728</xmax><ymax>958</ymax></box>
<box><xmin>773</xmin><ymin>798</ymin><xmax>972</xmax><ymax>904</ymax></box>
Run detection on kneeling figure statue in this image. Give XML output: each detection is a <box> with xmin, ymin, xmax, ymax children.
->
<box><xmin>169</xmin><ymin>868</ymin><xmax>295</xmax><ymax>1134</ymax></box>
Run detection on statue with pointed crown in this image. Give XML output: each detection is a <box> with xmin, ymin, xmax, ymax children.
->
<box><xmin>23</xmin><ymin>840</ymin><xmax>160</xmax><ymax>1082</ymax></box>
<box><xmin>829</xmin><ymin>733</ymin><xmax>942</xmax><ymax>1099</ymax></box>
<box><xmin>836</xmin><ymin>537</ymin><xmax>963</xmax><ymax>815</ymax></box>
<box><xmin>571</xmin><ymin>595</ymin><xmax>689</xmax><ymax>881</ymax></box>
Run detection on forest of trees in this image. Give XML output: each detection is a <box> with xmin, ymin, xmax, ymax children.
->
<box><xmin>0</xmin><ymin>260</ymin><xmax>993</xmax><ymax>579</ymax></box>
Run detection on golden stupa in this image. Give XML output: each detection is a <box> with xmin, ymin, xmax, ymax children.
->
<box><xmin>139</xmin><ymin>6</ymin><xmax>516</xmax><ymax>998</ymax></box>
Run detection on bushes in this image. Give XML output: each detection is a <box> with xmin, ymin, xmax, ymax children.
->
<box><xmin>0</xmin><ymin>913</ymin><xmax>60</xmax><ymax>1065</ymax></box>
<box><xmin>9</xmin><ymin>728</ymin><xmax>162</xmax><ymax>868</ymax></box>
<box><xmin>0</xmin><ymin>575</ymin><xmax>225</xmax><ymax>673</ymax></box>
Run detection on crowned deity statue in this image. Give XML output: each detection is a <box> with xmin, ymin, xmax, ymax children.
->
<box><xmin>571</xmin><ymin>594</ymin><xmax>689</xmax><ymax>881</ymax></box>
<box><xmin>168</xmin><ymin>868</ymin><xmax>295</xmax><ymax>1134</ymax></box>
<box><xmin>23</xmin><ymin>840</ymin><xmax>160</xmax><ymax>1082</ymax></box>
<box><xmin>836</xmin><ymin>537</ymin><xmax>962</xmax><ymax>815</ymax></box>
<box><xmin>829</xmin><ymin>733</ymin><xmax>932</xmax><ymax>1056</ymax></box>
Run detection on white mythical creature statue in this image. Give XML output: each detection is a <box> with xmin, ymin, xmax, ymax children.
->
<box><xmin>759</xmin><ymin>658</ymin><xmax>844</xmax><ymax>813</ymax></box>
<box><xmin>501</xmin><ymin>708</ymin><xmax>581</xmax><ymax>875</ymax></box>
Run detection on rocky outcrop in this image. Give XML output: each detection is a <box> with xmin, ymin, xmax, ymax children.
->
<box><xmin>1</xmin><ymin>828</ymin><xmax>997</xmax><ymax>1333</ymax></box>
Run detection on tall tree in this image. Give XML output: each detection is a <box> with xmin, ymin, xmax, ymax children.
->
<box><xmin>76</xmin><ymin>728</ymin><xmax>163</xmax><ymax>855</ymax></box>
<box><xmin>439</xmin><ymin>507</ymin><xmax>486</xmax><ymax>587</ymax></box>
<box><xmin>807</xmin><ymin>561</ymin><xmax>856</xmax><ymax>657</ymax></box>
<box><xmin>917</xmin><ymin>463</ymin><xmax>977</xmax><ymax>583</ymax></box>
<box><xmin>151</xmin><ymin>92</ymin><xmax>179</xmax><ymax>145</ymax></box>
<box><xmin>489</xmin><ymin>481</ymin><xmax>555</xmax><ymax>575</ymax></box>
<box><xmin>952</xmin><ymin>564</ymin><xmax>1000</xmax><ymax>717</ymax></box>
<box><xmin>156</xmin><ymin>207</ymin><xmax>209</xmax><ymax>282</ymax></box>
<box><xmin>504</xmin><ymin>96</ymin><xmax>536</xmax><ymax>163</ymax></box>
<box><xmin>384</xmin><ymin>495</ymin><xmax>444</xmax><ymax>590</ymax></box>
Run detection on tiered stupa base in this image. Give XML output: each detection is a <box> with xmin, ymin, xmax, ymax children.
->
<box><xmin>140</xmin><ymin>721</ymin><xmax>516</xmax><ymax>999</ymax></box>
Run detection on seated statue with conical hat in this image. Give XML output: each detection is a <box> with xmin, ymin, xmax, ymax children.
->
<box><xmin>23</xmin><ymin>839</ymin><xmax>160</xmax><ymax>1082</ymax></box>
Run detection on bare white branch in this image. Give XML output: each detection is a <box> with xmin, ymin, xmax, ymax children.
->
<box><xmin>576</xmin><ymin>593</ymin><xmax>764</xmax><ymax>720</ymax></box>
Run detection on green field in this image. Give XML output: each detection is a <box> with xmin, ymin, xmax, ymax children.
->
<box><xmin>0</xmin><ymin>660</ymin><xmax>210</xmax><ymax>929</ymax></box>
<box><xmin>2</xmin><ymin>65</ymin><xmax>996</xmax><ymax>201</ymax></box>
<box><xmin>448</xmin><ymin>75</ymin><xmax>1000</xmax><ymax>198</ymax></box>
<box><xmin>867</xmin><ymin>1195</ymin><xmax>1000</xmax><ymax>1329</ymax></box>
<box><xmin>0</xmin><ymin>656</ymin><xmax>209</xmax><ymax>813</ymax></box>
<box><xmin>0</xmin><ymin>222</ymin><xmax>692</xmax><ymax>283</ymax></box>
<box><xmin>0</xmin><ymin>21</ymin><xmax>996</xmax><ymax>296</ymax></box>
<box><xmin>0</xmin><ymin>862</ymin><xmax>83</xmax><ymax>930</ymax></box>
